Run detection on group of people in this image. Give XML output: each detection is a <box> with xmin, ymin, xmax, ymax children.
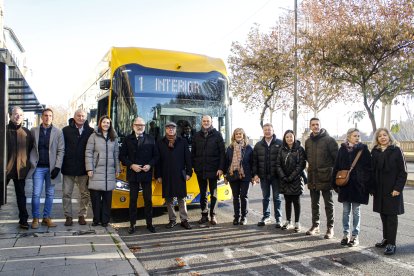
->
<box><xmin>6</xmin><ymin>107</ymin><xmax>407</xmax><ymax>256</ymax></box>
<box><xmin>223</xmin><ymin>118</ymin><xmax>407</xmax><ymax>256</ymax></box>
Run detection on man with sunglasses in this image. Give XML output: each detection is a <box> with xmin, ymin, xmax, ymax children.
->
<box><xmin>119</xmin><ymin>117</ymin><xmax>159</xmax><ymax>234</ymax></box>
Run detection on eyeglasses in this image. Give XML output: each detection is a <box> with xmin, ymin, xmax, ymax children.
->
<box><xmin>133</xmin><ymin>124</ymin><xmax>145</xmax><ymax>127</ymax></box>
<box><xmin>166</xmin><ymin>126</ymin><xmax>176</xmax><ymax>129</ymax></box>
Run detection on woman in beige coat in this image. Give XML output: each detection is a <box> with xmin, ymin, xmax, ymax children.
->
<box><xmin>85</xmin><ymin>115</ymin><xmax>120</xmax><ymax>227</ymax></box>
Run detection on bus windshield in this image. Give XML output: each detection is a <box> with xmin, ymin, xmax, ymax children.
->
<box><xmin>111</xmin><ymin>64</ymin><xmax>229</xmax><ymax>144</ymax></box>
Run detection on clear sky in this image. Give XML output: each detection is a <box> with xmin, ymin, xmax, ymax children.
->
<box><xmin>4</xmin><ymin>0</ymin><xmax>410</xmax><ymax>139</ymax></box>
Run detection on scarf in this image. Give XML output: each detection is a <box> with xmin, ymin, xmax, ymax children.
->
<box><xmin>230</xmin><ymin>140</ymin><xmax>245</xmax><ymax>179</ymax></box>
<box><xmin>202</xmin><ymin>126</ymin><xmax>213</xmax><ymax>138</ymax></box>
<box><xmin>166</xmin><ymin>134</ymin><xmax>176</xmax><ymax>148</ymax></box>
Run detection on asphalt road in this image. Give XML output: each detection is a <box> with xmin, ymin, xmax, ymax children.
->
<box><xmin>113</xmin><ymin>178</ymin><xmax>414</xmax><ymax>275</ymax></box>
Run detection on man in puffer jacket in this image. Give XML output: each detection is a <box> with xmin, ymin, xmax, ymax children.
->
<box><xmin>252</xmin><ymin>123</ymin><xmax>283</xmax><ymax>228</ymax></box>
<box><xmin>192</xmin><ymin>115</ymin><xmax>225</xmax><ymax>225</ymax></box>
<box><xmin>61</xmin><ymin>109</ymin><xmax>94</xmax><ymax>226</ymax></box>
<box><xmin>305</xmin><ymin>118</ymin><xmax>338</xmax><ymax>239</ymax></box>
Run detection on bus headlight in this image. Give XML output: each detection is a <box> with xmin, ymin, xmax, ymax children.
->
<box><xmin>115</xmin><ymin>180</ymin><xmax>130</xmax><ymax>191</ymax></box>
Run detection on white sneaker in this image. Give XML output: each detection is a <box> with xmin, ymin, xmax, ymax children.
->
<box><xmin>348</xmin><ymin>235</ymin><xmax>359</xmax><ymax>247</ymax></box>
<box><xmin>294</xmin><ymin>222</ymin><xmax>301</xmax><ymax>232</ymax></box>
<box><xmin>281</xmin><ymin>221</ymin><xmax>292</xmax><ymax>230</ymax></box>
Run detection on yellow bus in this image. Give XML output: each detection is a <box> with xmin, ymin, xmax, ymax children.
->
<box><xmin>73</xmin><ymin>47</ymin><xmax>232</xmax><ymax>209</ymax></box>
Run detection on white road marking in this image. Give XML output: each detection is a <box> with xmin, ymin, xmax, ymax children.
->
<box><xmin>264</xmin><ymin>245</ymin><xmax>330</xmax><ymax>276</ymax></box>
<box><xmin>223</xmin><ymin>247</ymin><xmax>261</xmax><ymax>276</ymax></box>
<box><xmin>228</xmin><ymin>247</ymin><xmax>306</xmax><ymax>276</ymax></box>
<box><xmin>26</xmin><ymin>198</ymin><xmax>78</xmax><ymax>204</ymax></box>
<box><xmin>181</xmin><ymin>253</ymin><xmax>208</xmax><ymax>272</ymax></box>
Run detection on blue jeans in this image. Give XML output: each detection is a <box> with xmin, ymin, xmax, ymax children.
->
<box><xmin>32</xmin><ymin>167</ymin><xmax>55</xmax><ymax>219</ymax></box>
<box><xmin>342</xmin><ymin>201</ymin><xmax>361</xmax><ymax>236</ymax></box>
<box><xmin>260</xmin><ymin>177</ymin><xmax>282</xmax><ymax>222</ymax></box>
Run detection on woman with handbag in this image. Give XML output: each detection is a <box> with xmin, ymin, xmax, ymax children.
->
<box><xmin>276</xmin><ymin>130</ymin><xmax>306</xmax><ymax>232</ymax></box>
<box><xmin>224</xmin><ymin>128</ymin><xmax>254</xmax><ymax>225</ymax></box>
<box><xmin>332</xmin><ymin>128</ymin><xmax>372</xmax><ymax>247</ymax></box>
<box><xmin>371</xmin><ymin>128</ymin><xmax>407</xmax><ymax>255</ymax></box>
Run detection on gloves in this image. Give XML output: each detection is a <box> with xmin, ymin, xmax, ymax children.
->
<box><xmin>51</xmin><ymin>167</ymin><xmax>60</xmax><ymax>179</ymax></box>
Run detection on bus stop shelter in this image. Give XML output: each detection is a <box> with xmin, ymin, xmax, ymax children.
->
<box><xmin>0</xmin><ymin>48</ymin><xmax>44</xmax><ymax>206</ymax></box>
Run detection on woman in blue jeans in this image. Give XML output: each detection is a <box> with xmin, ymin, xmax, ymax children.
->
<box><xmin>224</xmin><ymin>128</ymin><xmax>254</xmax><ymax>225</ymax></box>
<box><xmin>332</xmin><ymin>128</ymin><xmax>372</xmax><ymax>247</ymax></box>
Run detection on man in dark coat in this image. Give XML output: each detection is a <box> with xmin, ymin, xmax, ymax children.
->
<box><xmin>305</xmin><ymin>118</ymin><xmax>338</xmax><ymax>239</ymax></box>
<box><xmin>6</xmin><ymin>106</ymin><xmax>33</xmax><ymax>229</ymax></box>
<box><xmin>253</xmin><ymin>123</ymin><xmax>283</xmax><ymax>227</ymax></box>
<box><xmin>156</xmin><ymin>122</ymin><xmax>193</xmax><ymax>230</ymax></box>
<box><xmin>191</xmin><ymin>115</ymin><xmax>226</xmax><ymax>225</ymax></box>
<box><xmin>119</xmin><ymin>117</ymin><xmax>159</xmax><ymax>234</ymax></box>
<box><xmin>61</xmin><ymin>109</ymin><xmax>94</xmax><ymax>226</ymax></box>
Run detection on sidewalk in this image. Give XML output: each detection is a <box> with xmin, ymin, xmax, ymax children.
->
<box><xmin>0</xmin><ymin>180</ymin><xmax>148</xmax><ymax>276</ymax></box>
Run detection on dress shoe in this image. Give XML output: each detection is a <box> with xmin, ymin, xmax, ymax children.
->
<box><xmin>101</xmin><ymin>223</ymin><xmax>108</xmax><ymax>227</ymax></box>
<box><xmin>240</xmin><ymin>217</ymin><xmax>247</xmax><ymax>225</ymax></box>
<box><xmin>180</xmin><ymin>220</ymin><xmax>192</xmax><ymax>229</ymax></box>
<box><xmin>41</xmin><ymin>218</ymin><xmax>57</xmax><ymax>227</ymax></box>
<box><xmin>341</xmin><ymin>235</ymin><xmax>349</xmax><ymax>246</ymax></box>
<box><xmin>257</xmin><ymin>217</ymin><xmax>271</xmax><ymax>226</ymax></box>
<box><xmin>31</xmin><ymin>218</ymin><xmax>40</xmax><ymax>229</ymax></box>
<box><xmin>306</xmin><ymin>225</ymin><xmax>320</xmax><ymax>235</ymax></box>
<box><xmin>233</xmin><ymin>218</ymin><xmax>240</xmax><ymax>225</ymax></box>
<box><xmin>275</xmin><ymin>222</ymin><xmax>282</xmax><ymax>228</ymax></box>
<box><xmin>198</xmin><ymin>216</ymin><xmax>209</xmax><ymax>224</ymax></box>
<box><xmin>375</xmin><ymin>239</ymin><xmax>388</xmax><ymax>248</ymax></box>
<box><xmin>210</xmin><ymin>216</ymin><xmax>218</xmax><ymax>225</ymax></box>
<box><xmin>127</xmin><ymin>226</ymin><xmax>135</xmax><ymax>234</ymax></box>
<box><xmin>324</xmin><ymin>227</ymin><xmax>334</xmax><ymax>239</ymax></box>
<box><xmin>91</xmin><ymin>221</ymin><xmax>99</xmax><ymax>227</ymax></box>
<box><xmin>19</xmin><ymin>222</ymin><xmax>30</xmax><ymax>230</ymax></box>
<box><xmin>384</xmin><ymin>244</ymin><xmax>396</xmax><ymax>255</ymax></box>
<box><xmin>166</xmin><ymin>221</ymin><xmax>177</xmax><ymax>229</ymax></box>
<box><xmin>78</xmin><ymin>216</ymin><xmax>87</xmax><ymax>225</ymax></box>
<box><xmin>147</xmin><ymin>224</ymin><xmax>156</xmax><ymax>233</ymax></box>
<box><xmin>64</xmin><ymin>217</ymin><xmax>73</xmax><ymax>226</ymax></box>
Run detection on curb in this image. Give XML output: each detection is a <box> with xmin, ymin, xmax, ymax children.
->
<box><xmin>109</xmin><ymin>229</ymin><xmax>149</xmax><ymax>276</ymax></box>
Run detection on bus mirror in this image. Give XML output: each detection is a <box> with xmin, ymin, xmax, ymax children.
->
<box><xmin>100</xmin><ymin>79</ymin><xmax>111</xmax><ymax>90</ymax></box>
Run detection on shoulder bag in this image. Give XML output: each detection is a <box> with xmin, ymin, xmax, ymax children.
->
<box><xmin>335</xmin><ymin>150</ymin><xmax>363</xmax><ymax>187</ymax></box>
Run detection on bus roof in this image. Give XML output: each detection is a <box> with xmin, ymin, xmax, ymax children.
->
<box><xmin>104</xmin><ymin>47</ymin><xmax>228</xmax><ymax>77</ymax></box>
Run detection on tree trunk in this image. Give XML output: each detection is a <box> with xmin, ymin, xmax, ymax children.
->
<box><xmin>363</xmin><ymin>96</ymin><xmax>377</xmax><ymax>133</ymax></box>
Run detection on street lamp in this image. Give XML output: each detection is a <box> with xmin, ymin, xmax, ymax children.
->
<box><xmin>293</xmin><ymin>0</ymin><xmax>298</xmax><ymax>136</ymax></box>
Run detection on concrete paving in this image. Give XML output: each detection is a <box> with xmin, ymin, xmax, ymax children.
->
<box><xmin>0</xmin><ymin>180</ymin><xmax>148</xmax><ymax>276</ymax></box>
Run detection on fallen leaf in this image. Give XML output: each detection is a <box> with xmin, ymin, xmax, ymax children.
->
<box><xmin>190</xmin><ymin>272</ymin><xmax>201</xmax><ymax>276</ymax></box>
<box><xmin>175</xmin><ymin>257</ymin><xmax>186</xmax><ymax>267</ymax></box>
<box><xmin>129</xmin><ymin>245</ymin><xmax>141</xmax><ymax>253</ymax></box>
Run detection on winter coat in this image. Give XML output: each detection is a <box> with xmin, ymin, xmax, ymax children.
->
<box><xmin>6</xmin><ymin>121</ymin><xmax>33</xmax><ymax>180</ymax></box>
<box><xmin>27</xmin><ymin>125</ymin><xmax>65</xmax><ymax>185</ymax></box>
<box><xmin>224</xmin><ymin>144</ymin><xmax>254</xmax><ymax>182</ymax></box>
<box><xmin>332</xmin><ymin>143</ymin><xmax>372</xmax><ymax>204</ymax></box>
<box><xmin>85</xmin><ymin>132</ymin><xmax>120</xmax><ymax>191</ymax></box>
<box><xmin>61</xmin><ymin>119</ymin><xmax>94</xmax><ymax>176</ymax></box>
<box><xmin>119</xmin><ymin>133</ymin><xmax>159</xmax><ymax>183</ymax></box>
<box><xmin>156</xmin><ymin>137</ymin><xmax>192</xmax><ymax>198</ymax></box>
<box><xmin>191</xmin><ymin>128</ymin><xmax>225</xmax><ymax>179</ymax></box>
<box><xmin>305</xmin><ymin>129</ymin><xmax>338</xmax><ymax>191</ymax></box>
<box><xmin>252</xmin><ymin>134</ymin><xmax>283</xmax><ymax>180</ymax></box>
<box><xmin>276</xmin><ymin>141</ymin><xmax>306</xmax><ymax>195</ymax></box>
<box><xmin>371</xmin><ymin>145</ymin><xmax>407</xmax><ymax>215</ymax></box>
